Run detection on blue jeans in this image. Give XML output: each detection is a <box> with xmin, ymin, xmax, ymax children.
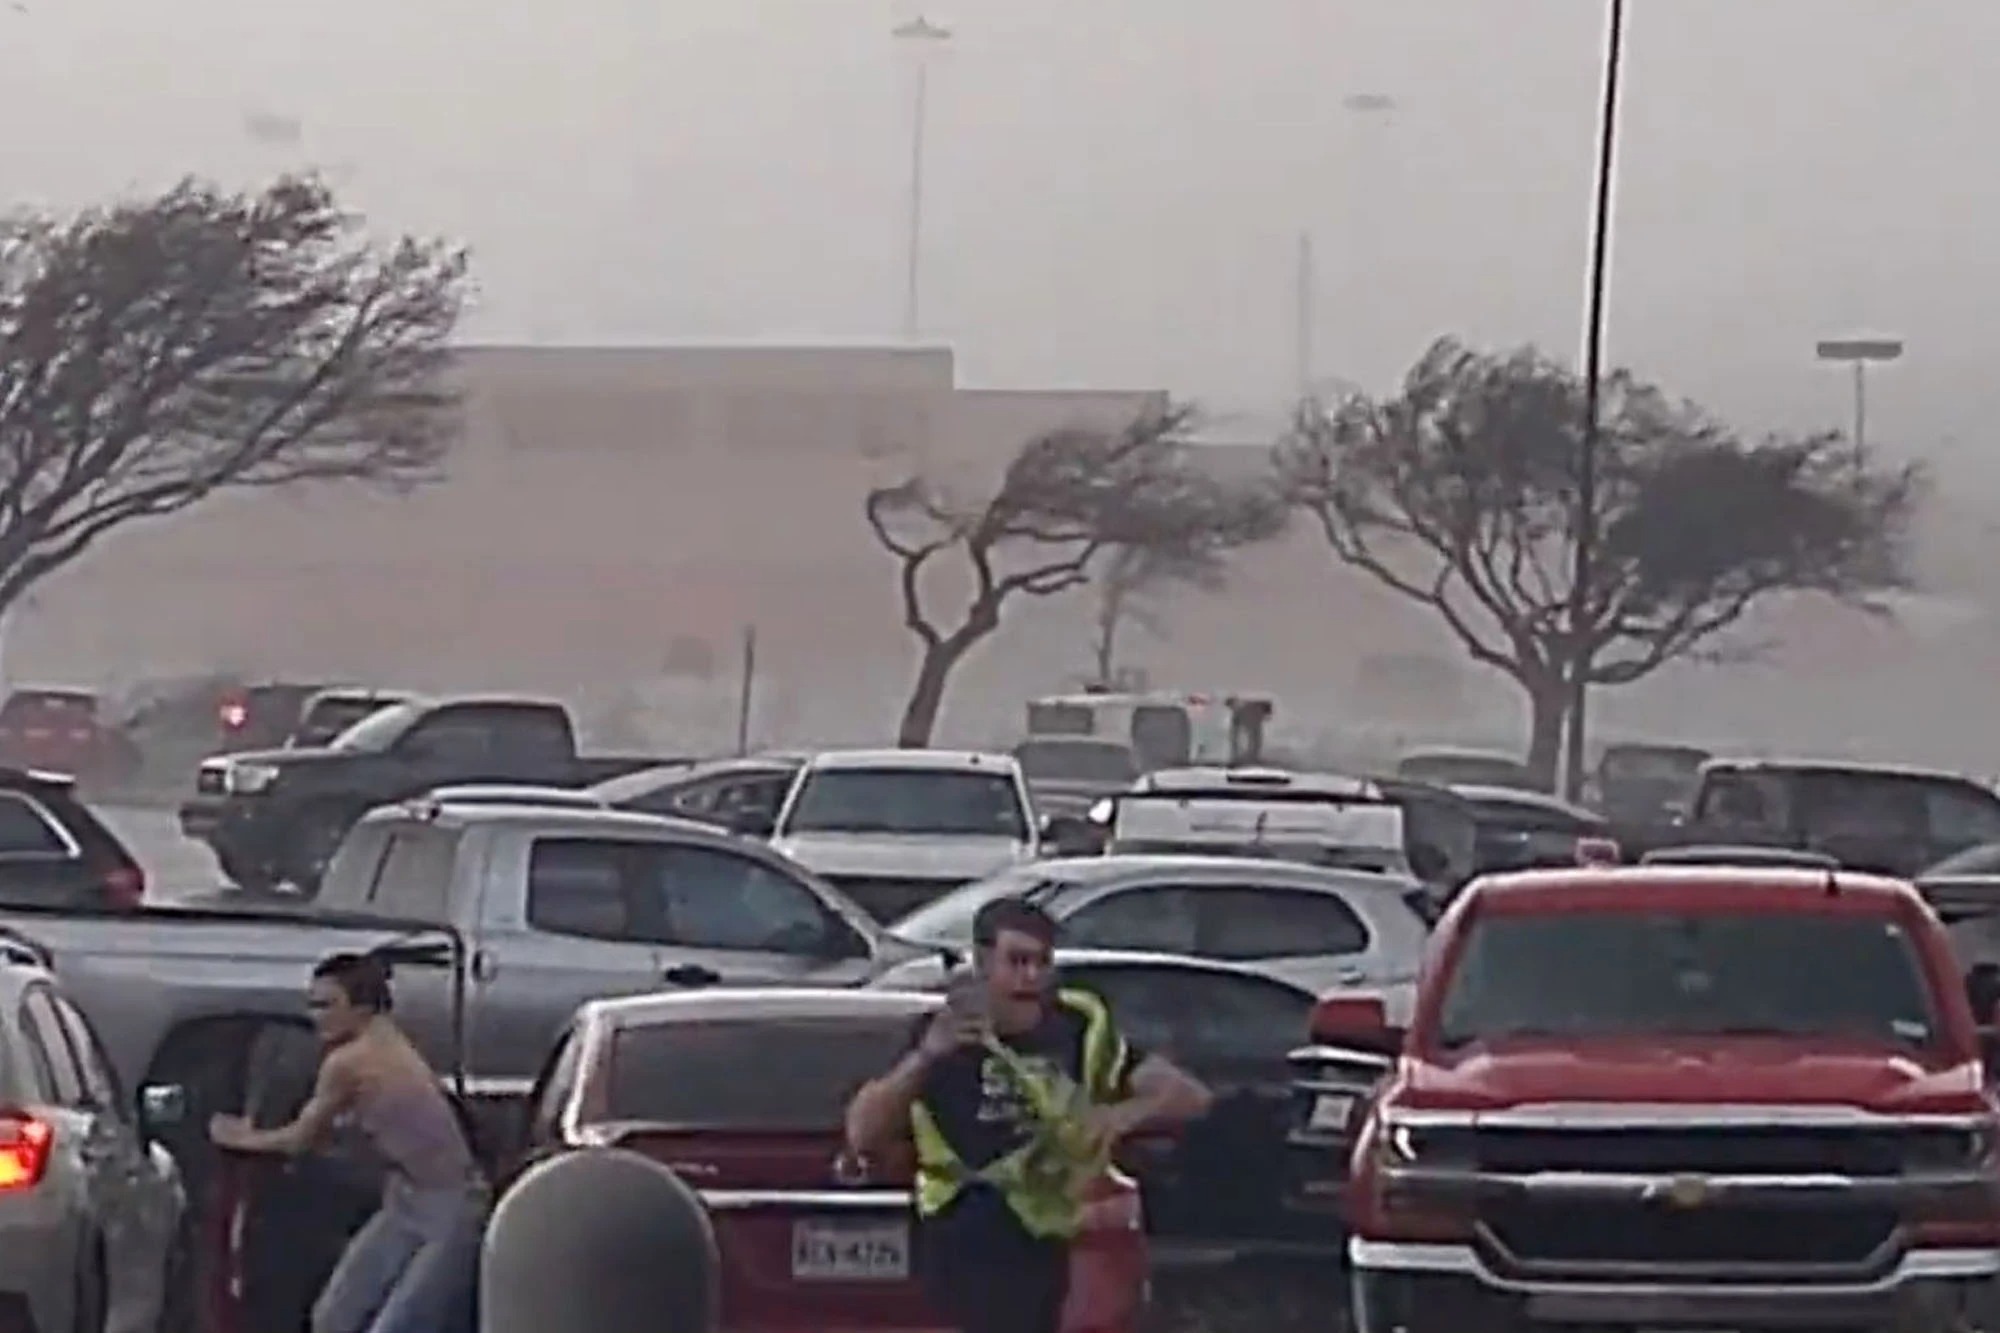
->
<box><xmin>311</xmin><ymin>1179</ymin><xmax>486</xmax><ymax>1333</ymax></box>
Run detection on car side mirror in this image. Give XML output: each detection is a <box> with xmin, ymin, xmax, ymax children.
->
<box><xmin>1663</xmin><ymin>800</ymin><xmax>1690</xmax><ymax>825</ymax></box>
<box><xmin>138</xmin><ymin>1083</ymin><xmax>188</xmax><ymax>1137</ymax></box>
<box><xmin>1307</xmin><ymin>995</ymin><xmax>1402</xmax><ymax>1059</ymax></box>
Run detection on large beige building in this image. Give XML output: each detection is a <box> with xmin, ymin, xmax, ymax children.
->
<box><xmin>12</xmin><ymin>342</ymin><xmax>1988</xmax><ymax>764</ymax></box>
<box><xmin>14</xmin><ymin>343</ymin><xmax>1438</xmax><ymax>750</ymax></box>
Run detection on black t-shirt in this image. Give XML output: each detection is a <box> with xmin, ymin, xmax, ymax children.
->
<box><xmin>911</xmin><ymin>990</ymin><xmax>1145</xmax><ymax>1173</ymax></box>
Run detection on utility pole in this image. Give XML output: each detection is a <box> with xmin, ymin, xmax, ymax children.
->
<box><xmin>1561</xmin><ymin>0</ymin><xmax>1628</xmax><ymax>800</ymax></box>
<box><xmin>894</xmin><ymin>16</ymin><xmax>951</xmax><ymax>339</ymax></box>
<box><xmin>1293</xmin><ymin>231</ymin><xmax>1315</xmax><ymax>399</ymax></box>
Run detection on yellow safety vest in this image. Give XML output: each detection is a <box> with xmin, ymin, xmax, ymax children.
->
<box><xmin>910</xmin><ymin>988</ymin><xmax>1127</xmax><ymax>1240</ymax></box>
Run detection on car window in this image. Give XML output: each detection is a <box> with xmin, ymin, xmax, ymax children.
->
<box><xmin>1051</xmin><ymin>967</ymin><xmax>1181</xmax><ymax>1058</ymax></box>
<box><xmin>638</xmin><ymin>845</ymin><xmax>835</xmax><ymax>954</ymax></box>
<box><xmin>1696</xmin><ymin>771</ymin><xmax>1788</xmax><ymax>831</ymax></box>
<box><xmin>1196</xmin><ymin>886</ymin><xmax>1370</xmax><ymax>960</ymax></box>
<box><xmin>402</xmin><ymin>712</ymin><xmax>495</xmax><ymax>763</ymax></box>
<box><xmin>19</xmin><ymin>990</ymin><xmax>83</xmax><ymax>1106</ymax></box>
<box><xmin>1925</xmin><ymin>785</ymin><xmax>2000</xmax><ymax>848</ymax></box>
<box><xmin>604</xmin><ymin>1015</ymin><xmax>921</xmax><ymax>1129</ymax></box>
<box><xmin>51</xmin><ymin>998</ymin><xmax>122</xmax><ymax>1116</ymax></box>
<box><xmin>1175</xmin><ymin>972</ymin><xmax>1316</xmax><ymax>1065</ymax></box>
<box><xmin>1798</xmin><ymin>773</ymin><xmax>1928</xmax><ymax>842</ymax></box>
<box><xmin>1925</xmin><ymin>841</ymin><xmax>2000</xmax><ymax>878</ymax></box>
<box><xmin>525</xmin><ymin>839</ymin><xmax>642</xmax><ymax>941</ymax></box>
<box><xmin>0</xmin><ymin>794</ymin><xmax>71</xmax><ymax>857</ymax></box>
<box><xmin>365</xmin><ymin>826</ymin><xmax>459</xmax><ymax>919</ymax></box>
<box><xmin>528</xmin><ymin>1030</ymin><xmax>582</xmax><ymax>1144</ymax></box>
<box><xmin>785</xmin><ymin>768</ymin><xmax>1027</xmax><ymax>839</ymax></box>
<box><xmin>660</xmin><ymin>777</ymin><xmax>728</xmax><ymax>816</ymax></box>
<box><xmin>1061</xmin><ymin>887</ymin><xmax>1200</xmax><ymax>955</ymax></box>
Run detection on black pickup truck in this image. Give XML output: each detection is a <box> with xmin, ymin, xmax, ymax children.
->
<box><xmin>1618</xmin><ymin>757</ymin><xmax>2000</xmax><ymax>878</ymax></box>
<box><xmin>177</xmin><ymin>695</ymin><xmax>667</xmax><ymax>891</ymax></box>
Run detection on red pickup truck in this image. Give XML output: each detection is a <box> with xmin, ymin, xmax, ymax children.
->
<box><xmin>1308</xmin><ymin>865</ymin><xmax>2000</xmax><ymax>1333</ymax></box>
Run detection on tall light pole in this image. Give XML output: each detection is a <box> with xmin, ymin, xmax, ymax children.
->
<box><xmin>1561</xmin><ymin>0</ymin><xmax>1628</xmax><ymax>800</ymax></box>
<box><xmin>894</xmin><ymin>16</ymin><xmax>951</xmax><ymax>340</ymax></box>
<box><xmin>1815</xmin><ymin>336</ymin><xmax>1903</xmax><ymax>456</ymax></box>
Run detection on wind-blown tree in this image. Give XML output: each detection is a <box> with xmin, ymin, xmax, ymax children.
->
<box><xmin>867</xmin><ymin>408</ymin><xmax>1288</xmax><ymax>746</ymax></box>
<box><xmin>0</xmin><ymin>174</ymin><xmax>466</xmax><ymax>616</ymax></box>
<box><xmin>1279</xmin><ymin>337</ymin><xmax>1921</xmax><ymax>787</ymax></box>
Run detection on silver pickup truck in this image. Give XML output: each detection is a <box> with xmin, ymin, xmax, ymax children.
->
<box><xmin>0</xmin><ymin>799</ymin><xmax>900</xmax><ymax>1157</ymax></box>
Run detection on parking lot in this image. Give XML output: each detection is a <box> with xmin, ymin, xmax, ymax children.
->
<box><xmin>101</xmin><ymin>803</ymin><xmax>226</xmax><ymax>900</ymax></box>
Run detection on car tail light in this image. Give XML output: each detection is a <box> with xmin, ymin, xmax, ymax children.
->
<box><xmin>218</xmin><ymin>699</ymin><xmax>248</xmax><ymax>730</ymax></box>
<box><xmin>103</xmin><ymin>864</ymin><xmax>145</xmax><ymax>910</ymax></box>
<box><xmin>0</xmin><ymin>1112</ymin><xmax>52</xmax><ymax>1191</ymax></box>
<box><xmin>1575</xmin><ymin>836</ymin><xmax>1622</xmax><ymax>867</ymax></box>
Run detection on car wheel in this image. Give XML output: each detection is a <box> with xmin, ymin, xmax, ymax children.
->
<box><xmin>155</xmin><ymin>1217</ymin><xmax>196</xmax><ymax>1333</ymax></box>
<box><xmin>213</xmin><ymin>850</ymin><xmax>277</xmax><ymax>895</ymax></box>
<box><xmin>279</xmin><ymin>806</ymin><xmax>349</xmax><ymax>895</ymax></box>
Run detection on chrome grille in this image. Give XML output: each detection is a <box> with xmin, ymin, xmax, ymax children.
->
<box><xmin>1477</xmin><ymin>1195</ymin><xmax>1899</xmax><ymax>1275</ymax></box>
<box><xmin>1467</xmin><ymin>1125</ymin><xmax>1911</xmax><ymax>1177</ymax></box>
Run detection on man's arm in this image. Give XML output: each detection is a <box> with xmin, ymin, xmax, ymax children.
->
<box><xmin>216</xmin><ymin>1053</ymin><xmax>357</xmax><ymax>1156</ymax></box>
<box><xmin>1113</xmin><ymin>1052</ymin><xmax>1212</xmax><ymax>1133</ymax></box>
<box><xmin>846</xmin><ymin>1011</ymin><xmax>960</xmax><ymax>1154</ymax></box>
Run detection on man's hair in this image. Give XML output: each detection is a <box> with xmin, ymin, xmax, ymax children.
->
<box><xmin>312</xmin><ymin>951</ymin><xmax>395</xmax><ymax>1012</ymax></box>
<box><xmin>972</xmin><ymin>897</ymin><xmax>1059</xmax><ymax>950</ymax></box>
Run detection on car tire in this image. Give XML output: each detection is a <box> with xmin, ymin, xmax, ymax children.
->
<box><xmin>279</xmin><ymin>805</ymin><xmax>350</xmax><ymax>896</ymax></box>
<box><xmin>155</xmin><ymin>1216</ymin><xmax>196</xmax><ymax>1333</ymax></box>
<box><xmin>213</xmin><ymin>850</ymin><xmax>276</xmax><ymax>895</ymax></box>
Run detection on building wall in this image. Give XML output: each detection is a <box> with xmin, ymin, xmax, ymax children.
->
<box><xmin>13</xmin><ymin>344</ymin><xmax>1436</xmax><ymax>749</ymax></box>
<box><xmin>20</xmin><ymin>342</ymin><xmax>1974</xmax><ymax>763</ymax></box>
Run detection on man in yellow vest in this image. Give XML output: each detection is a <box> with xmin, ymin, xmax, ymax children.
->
<box><xmin>846</xmin><ymin>898</ymin><xmax>1212</xmax><ymax>1333</ymax></box>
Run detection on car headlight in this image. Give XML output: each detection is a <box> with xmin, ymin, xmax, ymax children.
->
<box><xmin>1087</xmin><ymin>798</ymin><xmax>1113</xmax><ymax>825</ymax></box>
<box><xmin>226</xmin><ymin>763</ymin><xmax>281</xmax><ymax>795</ymax></box>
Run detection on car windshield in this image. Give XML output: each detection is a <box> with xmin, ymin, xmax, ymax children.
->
<box><xmin>294</xmin><ymin>697</ymin><xmax>395</xmax><ymax>745</ymax></box>
<box><xmin>327</xmin><ymin>700</ymin><xmax>422</xmax><ymax>751</ymax></box>
<box><xmin>1601</xmin><ymin>747</ymin><xmax>1707</xmax><ymax>782</ymax></box>
<box><xmin>1013</xmin><ymin>740</ymin><xmax>1137</xmax><ymax>784</ymax></box>
<box><xmin>786</xmin><ymin>768</ymin><xmax>1028</xmax><ymax>838</ymax></box>
<box><xmin>890</xmin><ymin>865</ymin><xmax>1069</xmax><ymax>942</ymax></box>
<box><xmin>604</xmin><ymin>1015</ymin><xmax>923</xmax><ymax>1129</ymax></box>
<box><xmin>1435</xmin><ymin>910</ymin><xmax>1937</xmax><ymax>1049</ymax></box>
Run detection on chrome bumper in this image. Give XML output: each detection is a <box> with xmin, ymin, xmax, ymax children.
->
<box><xmin>1352</xmin><ymin>1239</ymin><xmax>2000</xmax><ymax>1327</ymax></box>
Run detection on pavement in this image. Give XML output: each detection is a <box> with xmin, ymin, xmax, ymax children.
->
<box><xmin>101</xmin><ymin>803</ymin><xmax>229</xmax><ymax>901</ymax></box>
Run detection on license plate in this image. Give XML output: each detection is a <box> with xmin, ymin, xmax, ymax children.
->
<box><xmin>1307</xmin><ymin>1093</ymin><xmax>1354</xmax><ymax>1131</ymax></box>
<box><xmin>790</xmin><ymin>1218</ymin><xmax>909</xmax><ymax>1281</ymax></box>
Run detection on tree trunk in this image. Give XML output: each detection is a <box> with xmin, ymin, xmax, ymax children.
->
<box><xmin>1523</xmin><ymin>678</ymin><xmax>1567</xmax><ymax>792</ymax></box>
<box><xmin>1090</xmin><ymin>605</ymin><xmax>1119</xmax><ymax>689</ymax></box>
<box><xmin>896</xmin><ymin>646</ymin><xmax>956</xmax><ymax>747</ymax></box>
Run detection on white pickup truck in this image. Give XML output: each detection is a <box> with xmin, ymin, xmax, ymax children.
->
<box><xmin>769</xmin><ymin>749</ymin><xmax>1042</xmax><ymax>921</ymax></box>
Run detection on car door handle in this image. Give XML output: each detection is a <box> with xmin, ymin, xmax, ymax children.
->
<box><xmin>1335</xmin><ymin>966</ymin><xmax>1366</xmax><ymax>985</ymax></box>
<box><xmin>661</xmin><ymin>964</ymin><xmax>721</xmax><ymax>988</ymax></box>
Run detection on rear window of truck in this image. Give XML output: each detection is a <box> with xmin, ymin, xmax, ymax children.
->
<box><xmin>1435</xmin><ymin>909</ymin><xmax>1937</xmax><ymax>1049</ymax></box>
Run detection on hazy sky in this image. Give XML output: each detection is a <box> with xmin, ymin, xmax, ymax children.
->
<box><xmin>8</xmin><ymin>1</ymin><xmax>1999</xmax><ymax>480</ymax></box>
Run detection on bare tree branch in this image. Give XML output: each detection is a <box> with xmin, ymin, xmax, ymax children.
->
<box><xmin>0</xmin><ymin>173</ymin><xmax>467</xmax><ymax>613</ymax></box>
